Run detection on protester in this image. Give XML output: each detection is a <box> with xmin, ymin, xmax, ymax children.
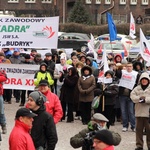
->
<box><xmin>59</xmin><ymin>66</ymin><xmax>78</xmax><ymax>122</ymax></box>
<box><xmin>27</xmin><ymin>91</ymin><xmax>58</xmax><ymax>150</ymax></box>
<box><xmin>0</xmin><ymin>70</ymin><xmax>7</xmax><ymax>134</ymax></box>
<box><xmin>19</xmin><ymin>54</ymin><xmax>35</xmax><ymax>106</ymax></box>
<box><xmin>34</xmin><ymin>62</ymin><xmax>54</xmax><ymax>89</ymax></box>
<box><xmin>130</xmin><ymin>72</ymin><xmax>150</xmax><ymax>150</ymax></box>
<box><xmin>78</xmin><ymin>65</ymin><xmax>96</xmax><ymax>125</ymax></box>
<box><xmin>38</xmin><ymin>79</ymin><xmax>63</xmax><ymax>124</ymax></box>
<box><xmin>115</xmin><ymin>62</ymin><xmax>139</xmax><ymax>132</ymax></box>
<box><xmin>93</xmin><ymin>129</ymin><xmax>115</xmax><ymax>150</ymax></box>
<box><xmin>94</xmin><ymin>70</ymin><xmax>119</xmax><ymax>129</ymax></box>
<box><xmin>30</xmin><ymin>49</ymin><xmax>37</xmax><ymax>60</ymax></box>
<box><xmin>9</xmin><ymin>108</ymin><xmax>36</xmax><ymax>150</ymax></box>
<box><xmin>70</xmin><ymin>113</ymin><xmax>121</xmax><ymax>150</ymax></box>
<box><xmin>0</xmin><ymin>52</ymin><xmax>12</xmax><ymax>104</ymax></box>
<box><xmin>54</xmin><ymin>52</ymin><xmax>71</xmax><ymax>97</ymax></box>
<box><xmin>33</xmin><ymin>53</ymin><xmax>43</xmax><ymax>65</ymax></box>
<box><xmin>9</xmin><ymin>48</ymin><xmax>25</xmax><ymax>103</ymax></box>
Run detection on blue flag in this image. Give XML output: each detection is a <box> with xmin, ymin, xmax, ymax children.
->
<box><xmin>107</xmin><ymin>12</ymin><xmax>117</xmax><ymax>41</ymax></box>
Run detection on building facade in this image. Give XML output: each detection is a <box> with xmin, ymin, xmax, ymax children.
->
<box><xmin>0</xmin><ymin>0</ymin><xmax>150</xmax><ymax>24</ymax></box>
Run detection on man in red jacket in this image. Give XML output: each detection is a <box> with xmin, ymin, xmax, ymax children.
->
<box><xmin>38</xmin><ymin>79</ymin><xmax>63</xmax><ymax>123</ymax></box>
<box><xmin>9</xmin><ymin>108</ymin><xmax>36</xmax><ymax>150</ymax></box>
<box><xmin>0</xmin><ymin>69</ymin><xmax>7</xmax><ymax>134</ymax></box>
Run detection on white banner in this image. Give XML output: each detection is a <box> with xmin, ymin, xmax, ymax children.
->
<box><xmin>0</xmin><ymin>64</ymin><xmax>39</xmax><ymax>90</ymax></box>
<box><xmin>0</xmin><ymin>17</ymin><xmax>59</xmax><ymax>48</ymax></box>
<box><xmin>119</xmin><ymin>70</ymin><xmax>138</xmax><ymax>90</ymax></box>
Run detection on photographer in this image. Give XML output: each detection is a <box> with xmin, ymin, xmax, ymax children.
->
<box><xmin>70</xmin><ymin>113</ymin><xmax>121</xmax><ymax>150</ymax></box>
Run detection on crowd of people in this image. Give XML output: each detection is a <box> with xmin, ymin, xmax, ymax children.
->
<box><xmin>0</xmin><ymin>47</ymin><xmax>149</xmax><ymax>150</ymax></box>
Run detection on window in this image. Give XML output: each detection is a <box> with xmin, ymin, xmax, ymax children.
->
<box><xmin>130</xmin><ymin>0</ymin><xmax>137</xmax><ymax>5</ymax></box>
<box><xmin>41</xmin><ymin>0</ymin><xmax>52</xmax><ymax>3</ymax></box>
<box><xmin>120</xmin><ymin>0</ymin><xmax>126</xmax><ymax>5</ymax></box>
<box><xmin>142</xmin><ymin>0</ymin><xmax>148</xmax><ymax>5</ymax></box>
<box><xmin>95</xmin><ymin>0</ymin><xmax>101</xmax><ymax>4</ymax></box>
<box><xmin>8</xmin><ymin>0</ymin><xmax>19</xmax><ymax>3</ymax></box>
<box><xmin>85</xmin><ymin>0</ymin><xmax>92</xmax><ymax>4</ymax></box>
<box><xmin>25</xmin><ymin>0</ymin><xmax>36</xmax><ymax>3</ymax></box>
<box><xmin>105</xmin><ymin>0</ymin><xmax>111</xmax><ymax>4</ymax></box>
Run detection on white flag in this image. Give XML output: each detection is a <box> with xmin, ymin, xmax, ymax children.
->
<box><xmin>140</xmin><ymin>28</ymin><xmax>150</xmax><ymax>63</ymax></box>
<box><xmin>87</xmin><ymin>33</ymin><xmax>97</xmax><ymax>59</ymax></box>
<box><xmin>129</xmin><ymin>12</ymin><xmax>136</xmax><ymax>39</ymax></box>
<box><xmin>98</xmin><ymin>48</ymin><xmax>109</xmax><ymax>83</ymax></box>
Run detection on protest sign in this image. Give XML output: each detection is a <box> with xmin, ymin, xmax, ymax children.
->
<box><xmin>0</xmin><ymin>64</ymin><xmax>39</xmax><ymax>90</ymax></box>
<box><xmin>0</xmin><ymin>16</ymin><xmax>59</xmax><ymax>48</ymax></box>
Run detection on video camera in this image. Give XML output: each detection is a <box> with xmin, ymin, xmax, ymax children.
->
<box><xmin>83</xmin><ymin>123</ymin><xmax>102</xmax><ymax>150</ymax></box>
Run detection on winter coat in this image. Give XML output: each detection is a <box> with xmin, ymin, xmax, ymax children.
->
<box><xmin>103</xmin><ymin>146</ymin><xmax>115</xmax><ymax>150</ymax></box>
<box><xmin>130</xmin><ymin>72</ymin><xmax>150</xmax><ymax>117</ymax></box>
<box><xmin>70</xmin><ymin>126</ymin><xmax>121</xmax><ymax>150</ymax></box>
<box><xmin>42</xmin><ymin>89</ymin><xmax>63</xmax><ymax>124</ymax></box>
<box><xmin>0</xmin><ymin>71</ymin><xmax>7</xmax><ymax>95</ymax></box>
<box><xmin>99</xmin><ymin>82</ymin><xmax>119</xmax><ymax>106</ymax></box>
<box><xmin>9</xmin><ymin>120</ymin><xmax>35</xmax><ymax>150</ymax></box>
<box><xmin>0</xmin><ymin>58</ymin><xmax>11</xmax><ymax>64</ymax></box>
<box><xmin>31</xmin><ymin>105</ymin><xmax>58</xmax><ymax>150</ymax></box>
<box><xmin>9</xmin><ymin>55</ymin><xmax>25</xmax><ymax>64</ymax></box>
<box><xmin>78</xmin><ymin>66</ymin><xmax>96</xmax><ymax>102</ymax></box>
<box><xmin>60</xmin><ymin>67</ymin><xmax>78</xmax><ymax>103</ymax></box>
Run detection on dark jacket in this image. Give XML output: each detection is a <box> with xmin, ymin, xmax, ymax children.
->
<box><xmin>9</xmin><ymin>55</ymin><xmax>25</xmax><ymax>64</ymax></box>
<box><xmin>31</xmin><ymin>105</ymin><xmax>58</xmax><ymax>150</ymax></box>
<box><xmin>70</xmin><ymin>122</ymin><xmax>121</xmax><ymax>150</ymax></box>
<box><xmin>59</xmin><ymin>67</ymin><xmax>78</xmax><ymax>103</ymax></box>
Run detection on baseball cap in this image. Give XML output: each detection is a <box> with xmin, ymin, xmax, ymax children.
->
<box><xmin>14</xmin><ymin>48</ymin><xmax>20</xmax><ymax>52</ymax></box>
<box><xmin>39</xmin><ymin>79</ymin><xmax>49</xmax><ymax>86</ymax></box>
<box><xmin>15</xmin><ymin>108</ymin><xmax>37</xmax><ymax>119</ymax></box>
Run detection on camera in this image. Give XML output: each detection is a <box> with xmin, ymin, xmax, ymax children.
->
<box><xmin>83</xmin><ymin>124</ymin><xmax>102</xmax><ymax>150</ymax></box>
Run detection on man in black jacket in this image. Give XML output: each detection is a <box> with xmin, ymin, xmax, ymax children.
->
<box><xmin>27</xmin><ymin>91</ymin><xmax>58</xmax><ymax>150</ymax></box>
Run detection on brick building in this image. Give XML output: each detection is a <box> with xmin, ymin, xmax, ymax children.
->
<box><xmin>0</xmin><ymin>0</ymin><xmax>150</xmax><ymax>24</ymax></box>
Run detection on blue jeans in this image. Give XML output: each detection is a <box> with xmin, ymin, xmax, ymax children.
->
<box><xmin>0</xmin><ymin>96</ymin><xmax>6</xmax><ymax>125</ymax></box>
<box><xmin>119</xmin><ymin>95</ymin><xmax>135</xmax><ymax>129</ymax></box>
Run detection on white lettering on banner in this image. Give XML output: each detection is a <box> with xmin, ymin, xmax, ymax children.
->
<box><xmin>1</xmin><ymin>64</ymin><xmax>39</xmax><ymax>90</ymax></box>
<box><xmin>0</xmin><ymin>16</ymin><xmax>59</xmax><ymax>48</ymax></box>
<box><xmin>119</xmin><ymin>70</ymin><xmax>138</xmax><ymax>90</ymax></box>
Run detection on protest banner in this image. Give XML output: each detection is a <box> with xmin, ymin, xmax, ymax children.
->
<box><xmin>0</xmin><ymin>16</ymin><xmax>59</xmax><ymax>48</ymax></box>
<box><xmin>0</xmin><ymin>64</ymin><xmax>39</xmax><ymax>90</ymax></box>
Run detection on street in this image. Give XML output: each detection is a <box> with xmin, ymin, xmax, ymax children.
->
<box><xmin>1</xmin><ymin>98</ymin><xmax>148</xmax><ymax>150</ymax></box>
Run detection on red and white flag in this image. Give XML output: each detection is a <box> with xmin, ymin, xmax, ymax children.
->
<box><xmin>87</xmin><ymin>33</ymin><xmax>97</xmax><ymax>59</ymax></box>
<box><xmin>98</xmin><ymin>48</ymin><xmax>109</xmax><ymax>83</ymax></box>
<box><xmin>140</xmin><ymin>28</ymin><xmax>150</xmax><ymax>63</ymax></box>
<box><xmin>129</xmin><ymin>12</ymin><xmax>136</xmax><ymax>39</ymax></box>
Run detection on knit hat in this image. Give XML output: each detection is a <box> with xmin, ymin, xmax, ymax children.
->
<box><xmin>35</xmin><ymin>53</ymin><xmax>41</xmax><ymax>58</ymax></box>
<box><xmin>29</xmin><ymin>91</ymin><xmax>46</xmax><ymax>106</ymax></box>
<box><xmin>45</xmin><ymin>52</ymin><xmax>52</xmax><ymax>57</ymax></box>
<box><xmin>94</xmin><ymin>129</ymin><xmax>114</xmax><ymax>145</ymax></box>
<box><xmin>104</xmin><ymin>70</ymin><xmax>114</xmax><ymax>78</ymax></box>
<box><xmin>93</xmin><ymin>113</ymin><xmax>109</xmax><ymax>122</ymax></box>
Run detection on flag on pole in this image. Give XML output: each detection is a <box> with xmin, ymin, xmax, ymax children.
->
<box><xmin>129</xmin><ymin>12</ymin><xmax>136</xmax><ymax>39</ymax></box>
<box><xmin>140</xmin><ymin>28</ymin><xmax>150</xmax><ymax>63</ymax></box>
<box><xmin>106</xmin><ymin>12</ymin><xmax>117</xmax><ymax>42</ymax></box>
<box><xmin>87</xmin><ymin>33</ymin><xmax>97</xmax><ymax>59</ymax></box>
<box><xmin>98</xmin><ymin>48</ymin><xmax>109</xmax><ymax>83</ymax></box>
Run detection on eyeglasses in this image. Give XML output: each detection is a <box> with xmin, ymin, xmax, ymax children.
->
<box><xmin>93</xmin><ymin>140</ymin><xmax>101</xmax><ymax>144</ymax></box>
